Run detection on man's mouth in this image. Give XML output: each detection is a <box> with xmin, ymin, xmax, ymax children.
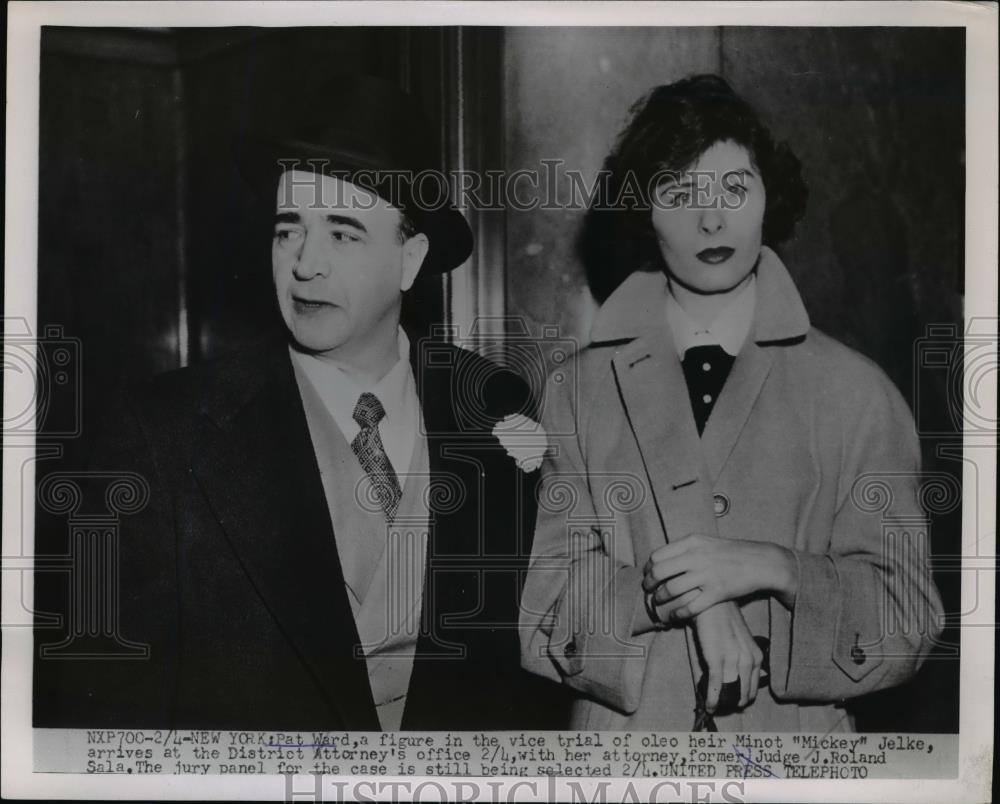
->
<box><xmin>292</xmin><ymin>296</ymin><xmax>336</xmax><ymax>313</ymax></box>
<box><xmin>696</xmin><ymin>247</ymin><xmax>735</xmax><ymax>265</ymax></box>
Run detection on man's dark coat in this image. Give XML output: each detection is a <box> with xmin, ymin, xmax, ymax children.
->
<box><xmin>34</xmin><ymin>332</ymin><xmax>568</xmax><ymax>730</ymax></box>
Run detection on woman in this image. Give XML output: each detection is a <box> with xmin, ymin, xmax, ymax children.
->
<box><xmin>520</xmin><ymin>74</ymin><xmax>943</xmax><ymax>732</ymax></box>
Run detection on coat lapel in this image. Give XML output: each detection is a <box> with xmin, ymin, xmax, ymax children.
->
<box><xmin>402</xmin><ymin>338</ymin><xmax>504</xmax><ymax>728</ymax></box>
<box><xmin>699</xmin><ymin>339</ymin><xmax>774</xmax><ymax>485</ymax></box>
<box><xmin>405</xmin><ymin>337</ymin><xmax>469</xmax><ymax>645</ymax></box>
<box><xmin>190</xmin><ymin>335</ymin><xmax>379</xmax><ymax>729</ymax></box>
<box><xmin>699</xmin><ymin>248</ymin><xmax>810</xmax><ymax>483</ymax></box>
<box><xmin>294</xmin><ymin>364</ymin><xmax>386</xmax><ymax>608</ymax></box>
<box><xmin>611</xmin><ymin>329</ymin><xmax>719</xmax><ymax>552</ymax></box>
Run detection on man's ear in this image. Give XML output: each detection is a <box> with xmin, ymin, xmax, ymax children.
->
<box><xmin>400</xmin><ymin>232</ymin><xmax>429</xmax><ymax>292</ymax></box>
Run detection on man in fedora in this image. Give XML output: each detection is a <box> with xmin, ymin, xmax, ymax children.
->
<box><xmin>35</xmin><ymin>77</ymin><xmax>566</xmax><ymax>731</ymax></box>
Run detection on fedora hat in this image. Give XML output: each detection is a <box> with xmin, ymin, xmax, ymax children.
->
<box><xmin>234</xmin><ymin>75</ymin><xmax>472</xmax><ymax>275</ymax></box>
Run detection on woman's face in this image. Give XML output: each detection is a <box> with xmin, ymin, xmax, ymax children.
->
<box><xmin>650</xmin><ymin>140</ymin><xmax>766</xmax><ymax>294</ymax></box>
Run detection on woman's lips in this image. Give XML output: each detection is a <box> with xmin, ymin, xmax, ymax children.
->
<box><xmin>697</xmin><ymin>247</ymin><xmax>735</xmax><ymax>264</ymax></box>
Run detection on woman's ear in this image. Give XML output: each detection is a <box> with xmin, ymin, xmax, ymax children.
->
<box><xmin>400</xmin><ymin>232</ymin><xmax>429</xmax><ymax>292</ymax></box>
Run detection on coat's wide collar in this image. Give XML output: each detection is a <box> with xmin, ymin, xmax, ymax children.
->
<box><xmin>589</xmin><ymin>246</ymin><xmax>811</xmax><ymax>346</ymax></box>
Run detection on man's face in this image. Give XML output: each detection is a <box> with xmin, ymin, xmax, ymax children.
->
<box><xmin>272</xmin><ymin>170</ymin><xmax>427</xmax><ymax>358</ymax></box>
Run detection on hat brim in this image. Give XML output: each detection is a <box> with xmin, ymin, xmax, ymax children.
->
<box><xmin>233</xmin><ymin>136</ymin><xmax>473</xmax><ymax>275</ymax></box>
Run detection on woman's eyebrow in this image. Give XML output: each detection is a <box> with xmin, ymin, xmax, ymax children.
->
<box><xmin>659</xmin><ymin>176</ymin><xmax>694</xmax><ymax>188</ymax></box>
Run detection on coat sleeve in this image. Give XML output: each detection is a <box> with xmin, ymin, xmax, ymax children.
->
<box><xmin>767</xmin><ymin>369</ymin><xmax>944</xmax><ymax>702</ymax></box>
<box><xmin>519</xmin><ymin>364</ymin><xmax>654</xmax><ymax>714</ymax></box>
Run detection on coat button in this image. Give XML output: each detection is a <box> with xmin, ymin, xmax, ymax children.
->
<box><xmin>712</xmin><ymin>493</ymin><xmax>730</xmax><ymax>517</ymax></box>
<box><xmin>564</xmin><ymin>639</ymin><xmax>578</xmax><ymax>657</ymax></box>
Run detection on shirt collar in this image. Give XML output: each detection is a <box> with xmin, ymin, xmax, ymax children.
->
<box><xmin>290</xmin><ymin>328</ymin><xmax>414</xmax><ymax>434</ymax></box>
<box><xmin>664</xmin><ymin>274</ymin><xmax>757</xmax><ymax>358</ymax></box>
<box><xmin>589</xmin><ymin>247</ymin><xmax>809</xmax><ymax>346</ymax></box>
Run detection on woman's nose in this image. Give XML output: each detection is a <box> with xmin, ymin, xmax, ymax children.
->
<box><xmin>698</xmin><ymin>207</ymin><xmax>725</xmax><ymax>235</ymax></box>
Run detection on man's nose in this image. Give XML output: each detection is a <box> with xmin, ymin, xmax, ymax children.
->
<box><xmin>292</xmin><ymin>230</ymin><xmax>332</xmax><ymax>280</ymax></box>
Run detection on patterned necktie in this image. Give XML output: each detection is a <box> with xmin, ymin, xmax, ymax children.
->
<box><xmin>350</xmin><ymin>392</ymin><xmax>402</xmax><ymax>521</ymax></box>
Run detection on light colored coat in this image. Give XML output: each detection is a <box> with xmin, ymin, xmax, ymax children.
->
<box><xmin>520</xmin><ymin>247</ymin><xmax>944</xmax><ymax>731</ymax></box>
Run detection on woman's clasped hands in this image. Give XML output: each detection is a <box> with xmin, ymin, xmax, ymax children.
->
<box><xmin>641</xmin><ymin>534</ymin><xmax>799</xmax><ymax>712</ymax></box>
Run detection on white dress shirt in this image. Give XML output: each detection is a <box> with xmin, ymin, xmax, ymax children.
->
<box><xmin>665</xmin><ymin>274</ymin><xmax>757</xmax><ymax>358</ymax></box>
<box><xmin>290</xmin><ymin>329</ymin><xmax>420</xmax><ymax>489</ymax></box>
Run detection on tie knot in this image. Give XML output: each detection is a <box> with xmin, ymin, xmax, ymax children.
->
<box><xmin>353</xmin><ymin>392</ymin><xmax>386</xmax><ymax>429</ymax></box>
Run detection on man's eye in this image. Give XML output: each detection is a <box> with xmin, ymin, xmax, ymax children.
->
<box><xmin>274</xmin><ymin>228</ymin><xmax>302</xmax><ymax>243</ymax></box>
<box><xmin>331</xmin><ymin>230</ymin><xmax>361</xmax><ymax>243</ymax></box>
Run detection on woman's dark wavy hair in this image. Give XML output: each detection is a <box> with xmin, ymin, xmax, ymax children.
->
<box><xmin>582</xmin><ymin>74</ymin><xmax>808</xmax><ymax>299</ymax></box>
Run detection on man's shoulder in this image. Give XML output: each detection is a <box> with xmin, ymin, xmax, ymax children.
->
<box><xmin>127</xmin><ymin>330</ymin><xmax>288</xmax><ymax>425</ymax></box>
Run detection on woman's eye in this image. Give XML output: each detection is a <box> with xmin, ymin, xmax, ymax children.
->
<box><xmin>659</xmin><ymin>188</ymin><xmax>691</xmax><ymax>208</ymax></box>
<box><xmin>727</xmin><ymin>184</ymin><xmax>747</xmax><ymax>201</ymax></box>
<box><xmin>720</xmin><ymin>183</ymin><xmax>748</xmax><ymax>209</ymax></box>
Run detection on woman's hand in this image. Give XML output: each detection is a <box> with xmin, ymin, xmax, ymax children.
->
<box><xmin>642</xmin><ymin>534</ymin><xmax>799</xmax><ymax>621</ymax></box>
<box><xmin>691</xmin><ymin>601</ymin><xmax>763</xmax><ymax>710</ymax></box>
